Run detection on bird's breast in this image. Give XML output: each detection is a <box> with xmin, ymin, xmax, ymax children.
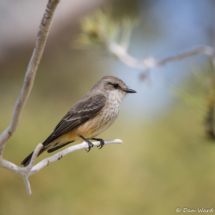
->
<box><xmin>75</xmin><ymin>95</ymin><xmax>121</xmax><ymax>138</ymax></box>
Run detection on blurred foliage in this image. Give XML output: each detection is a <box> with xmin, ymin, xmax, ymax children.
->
<box><xmin>75</xmin><ymin>8</ymin><xmax>138</xmax><ymax>49</ymax></box>
<box><xmin>173</xmin><ymin>62</ymin><xmax>214</xmax><ymax>109</ymax></box>
<box><xmin>173</xmin><ymin>62</ymin><xmax>215</xmax><ymax>138</ymax></box>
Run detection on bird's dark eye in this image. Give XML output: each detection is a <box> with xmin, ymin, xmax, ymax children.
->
<box><xmin>113</xmin><ymin>83</ymin><xmax>119</xmax><ymax>89</ymax></box>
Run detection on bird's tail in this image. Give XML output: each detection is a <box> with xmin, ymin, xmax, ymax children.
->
<box><xmin>21</xmin><ymin>147</ymin><xmax>46</xmax><ymax>167</ymax></box>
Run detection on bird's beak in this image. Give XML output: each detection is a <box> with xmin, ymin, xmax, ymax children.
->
<box><xmin>122</xmin><ymin>88</ymin><xmax>137</xmax><ymax>93</ymax></box>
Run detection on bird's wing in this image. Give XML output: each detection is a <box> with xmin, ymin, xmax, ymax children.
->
<box><xmin>43</xmin><ymin>93</ymin><xmax>106</xmax><ymax>146</ymax></box>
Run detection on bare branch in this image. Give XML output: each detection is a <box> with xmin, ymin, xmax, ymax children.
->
<box><xmin>29</xmin><ymin>139</ymin><xmax>122</xmax><ymax>175</ymax></box>
<box><xmin>0</xmin><ymin>139</ymin><xmax>122</xmax><ymax>195</ymax></box>
<box><xmin>0</xmin><ymin>1</ymin><xmax>123</xmax><ymax>196</ymax></box>
<box><xmin>26</xmin><ymin>143</ymin><xmax>43</xmax><ymax>172</ymax></box>
<box><xmin>0</xmin><ymin>0</ymin><xmax>60</xmax><ymax>152</ymax></box>
<box><xmin>0</xmin><ymin>0</ymin><xmax>60</xmax><ymax>195</ymax></box>
<box><xmin>108</xmin><ymin>43</ymin><xmax>214</xmax><ymax>70</ymax></box>
<box><xmin>23</xmin><ymin>176</ymin><xmax>31</xmax><ymax>195</ymax></box>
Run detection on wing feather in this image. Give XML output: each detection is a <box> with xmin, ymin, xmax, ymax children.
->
<box><xmin>43</xmin><ymin>93</ymin><xmax>106</xmax><ymax>146</ymax></box>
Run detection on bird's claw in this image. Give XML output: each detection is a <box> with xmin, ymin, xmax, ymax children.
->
<box><xmin>97</xmin><ymin>139</ymin><xmax>105</xmax><ymax>149</ymax></box>
<box><xmin>87</xmin><ymin>141</ymin><xmax>94</xmax><ymax>152</ymax></box>
<box><xmin>80</xmin><ymin>135</ymin><xmax>94</xmax><ymax>152</ymax></box>
<box><xmin>91</xmin><ymin>138</ymin><xmax>105</xmax><ymax>149</ymax></box>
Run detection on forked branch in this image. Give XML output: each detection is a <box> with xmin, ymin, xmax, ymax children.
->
<box><xmin>0</xmin><ymin>139</ymin><xmax>122</xmax><ymax>195</ymax></box>
<box><xmin>0</xmin><ymin>0</ymin><xmax>60</xmax><ymax>194</ymax></box>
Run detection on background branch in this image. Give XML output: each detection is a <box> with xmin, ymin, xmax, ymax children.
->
<box><xmin>108</xmin><ymin>43</ymin><xmax>214</xmax><ymax>70</ymax></box>
<box><xmin>78</xmin><ymin>10</ymin><xmax>214</xmax><ymax>71</ymax></box>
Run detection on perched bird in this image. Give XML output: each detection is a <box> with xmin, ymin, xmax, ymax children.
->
<box><xmin>21</xmin><ymin>75</ymin><xmax>136</xmax><ymax>166</ymax></box>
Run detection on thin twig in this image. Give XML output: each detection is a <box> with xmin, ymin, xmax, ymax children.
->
<box><xmin>26</xmin><ymin>143</ymin><xmax>43</xmax><ymax>172</ymax></box>
<box><xmin>0</xmin><ymin>0</ymin><xmax>60</xmax><ymax>195</ymax></box>
<box><xmin>0</xmin><ymin>0</ymin><xmax>60</xmax><ymax>153</ymax></box>
<box><xmin>23</xmin><ymin>176</ymin><xmax>31</xmax><ymax>195</ymax></box>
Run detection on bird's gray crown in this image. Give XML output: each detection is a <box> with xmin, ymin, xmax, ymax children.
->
<box><xmin>92</xmin><ymin>75</ymin><xmax>127</xmax><ymax>91</ymax></box>
<box><xmin>90</xmin><ymin>75</ymin><xmax>136</xmax><ymax>98</ymax></box>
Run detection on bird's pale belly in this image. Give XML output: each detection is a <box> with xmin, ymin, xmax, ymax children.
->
<box><xmin>75</xmin><ymin>102</ymin><xmax>120</xmax><ymax>139</ymax></box>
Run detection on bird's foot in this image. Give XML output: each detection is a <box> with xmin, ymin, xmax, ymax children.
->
<box><xmin>80</xmin><ymin>136</ymin><xmax>94</xmax><ymax>152</ymax></box>
<box><xmin>91</xmin><ymin>138</ymin><xmax>105</xmax><ymax>149</ymax></box>
<box><xmin>86</xmin><ymin>141</ymin><xmax>94</xmax><ymax>152</ymax></box>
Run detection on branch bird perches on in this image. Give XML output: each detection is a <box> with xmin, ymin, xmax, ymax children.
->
<box><xmin>0</xmin><ymin>0</ymin><xmax>122</xmax><ymax>195</ymax></box>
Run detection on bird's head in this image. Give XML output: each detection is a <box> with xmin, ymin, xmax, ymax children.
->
<box><xmin>96</xmin><ymin>75</ymin><xmax>136</xmax><ymax>101</ymax></box>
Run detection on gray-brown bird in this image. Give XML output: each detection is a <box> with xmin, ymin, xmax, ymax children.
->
<box><xmin>21</xmin><ymin>75</ymin><xmax>136</xmax><ymax>166</ymax></box>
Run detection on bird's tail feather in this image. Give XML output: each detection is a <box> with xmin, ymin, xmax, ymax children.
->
<box><xmin>21</xmin><ymin>141</ymin><xmax>74</xmax><ymax>166</ymax></box>
<box><xmin>21</xmin><ymin>147</ymin><xmax>46</xmax><ymax>167</ymax></box>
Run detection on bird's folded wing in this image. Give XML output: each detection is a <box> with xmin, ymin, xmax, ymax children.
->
<box><xmin>43</xmin><ymin>93</ymin><xmax>106</xmax><ymax>146</ymax></box>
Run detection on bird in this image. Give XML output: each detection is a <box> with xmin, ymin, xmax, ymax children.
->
<box><xmin>21</xmin><ymin>75</ymin><xmax>136</xmax><ymax>166</ymax></box>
